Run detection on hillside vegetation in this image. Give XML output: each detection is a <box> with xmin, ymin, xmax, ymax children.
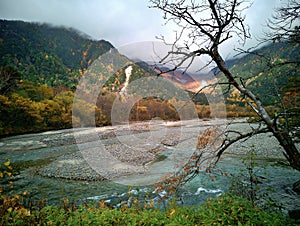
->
<box><xmin>0</xmin><ymin>20</ymin><xmax>113</xmax><ymax>88</ymax></box>
<box><xmin>226</xmin><ymin>42</ymin><xmax>299</xmax><ymax>106</ymax></box>
<box><xmin>0</xmin><ymin>20</ymin><xmax>299</xmax><ymax>136</ymax></box>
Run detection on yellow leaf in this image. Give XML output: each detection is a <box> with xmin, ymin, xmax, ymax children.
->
<box><xmin>7</xmin><ymin>207</ymin><xmax>13</xmax><ymax>212</ymax></box>
<box><xmin>170</xmin><ymin>209</ymin><xmax>175</xmax><ymax>216</ymax></box>
<box><xmin>5</xmin><ymin>171</ymin><xmax>12</xmax><ymax>177</ymax></box>
<box><xmin>4</xmin><ymin>160</ymin><xmax>10</xmax><ymax>166</ymax></box>
<box><xmin>25</xmin><ymin>209</ymin><xmax>30</xmax><ymax>216</ymax></box>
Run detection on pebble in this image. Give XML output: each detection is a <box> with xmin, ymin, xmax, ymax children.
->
<box><xmin>37</xmin><ymin>123</ymin><xmax>185</xmax><ymax>181</ymax></box>
<box><xmin>38</xmin><ymin>140</ymin><xmax>167</xmax><ymax>181</ymax></box>
<box><xmin>38</xmin><ymin>152</ymin><xmax>105</xmax><ymax>181</ymax></box>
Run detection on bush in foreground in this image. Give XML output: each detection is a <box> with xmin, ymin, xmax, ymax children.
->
<box><xmin>1</xmin><ymin>194</ymin><xmax>298</xmax><ymax>225</ymax></box>
<box><xmin>1</xmin><ymin>160</ymin><xmax>298</xmax><ymax>225</ymax></box>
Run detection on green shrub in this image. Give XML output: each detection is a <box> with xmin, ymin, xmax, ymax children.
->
<box><xmin>0</xmin><ymin>194</ymin><xmax>297</xmax><ymax>225</ymax></box>
<box><xmin>194</xmin><ymin>194</ymin><xmax>293</xmax><ymax>226</ymax></box>
<box><xmin>1</xmin><ymin>160</ymin><xmax>298</xmax><ymax>225</ymax></box>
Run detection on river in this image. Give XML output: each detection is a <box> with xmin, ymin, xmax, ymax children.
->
<box><xmin>0</xmin><ymin>119</ymin><xmax>299</xmax><ymax>213</ymax></box>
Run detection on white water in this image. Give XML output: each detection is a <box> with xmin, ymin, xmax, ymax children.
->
<box><xmin>0</xmin><ymin>120</ymin><xmax>299</xmax><ymax>210</ymax></box>
<box><xmin>195</xmin><ymin>187</ymin><xmax>223</xmax><ymax>195</ymax></box>
<box><xmin>119</xmin><ymin>65</ymin><xmax>133</xmax><ymax>96</ymax></box>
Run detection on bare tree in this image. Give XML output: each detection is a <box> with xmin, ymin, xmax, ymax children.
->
<box><xmin>150</xmin><ymin>0</ymin><xmax>300</xmax><ymax>173</ymax></box>
<box><xmin>267</xmin><ymin>0</ymin><xmax>300</xmax><ymax>43</ymax></box>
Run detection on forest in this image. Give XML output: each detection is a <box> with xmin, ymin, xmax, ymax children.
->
<box><xmin>0</xmin><ymin>0</ymin><xmax>300</xmax><ymax>224</ymax></box>
<box><xmin>0</xmin><ymin>20</ymin><xmax>299</xmax><ymax>138</ymax></box>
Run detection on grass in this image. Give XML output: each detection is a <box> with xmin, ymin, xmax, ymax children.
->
<box><xmin>0</xmin><ymin>194</ymin><xmax>298</xmax><ymax>225</ymax></box>
<box><xmin>1</xmin><ymin>159</ymin><xmax>299</xmax><ymax>225</ymax></box>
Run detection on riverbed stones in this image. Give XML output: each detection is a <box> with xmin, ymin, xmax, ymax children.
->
<box><xmin>38</xmin><ymin>139</ymin><xmax>163</xmax><ymax>181</ymax></box>
<box><xmin>38</xmin><ymin>149</ymin><xmax>150</xmax><ymax>181</ymax></box>
<box><xmin>161</xmin><ymin>134</ymin><xmax>180</xmax><ymax>146</ymax></box>
<box><xmin>37</xmin><ymin>124</ymin><xmax>186</xmax><ymax>181</ymax></box>
<box><xmin>38</xmin><ymin>152</ymin><xmax>105</xmax><ymax>181</ymax></box>
<box><xmin>105</xmin><ymin>142</ymin><xmax>156</xmax><ymax>166</ymax></box>
<box><xmin>1</xmin><ymin>119</ymin><xmax>300</xmax><ymax>213</ymax></box>
<box><xmin>0</xmin><ymin>140</ymin><xmax>47</xmax><ymax>152</ymax></box>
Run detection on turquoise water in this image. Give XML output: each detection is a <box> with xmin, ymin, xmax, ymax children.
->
<box><xmin>0</xmin><ymin>126</ymin><xmax>299</xmax><ymax>211</ymax></box>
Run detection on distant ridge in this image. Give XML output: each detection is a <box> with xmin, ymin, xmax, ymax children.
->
<box><xmin>0</xmin><ymin>20</ymin><xmax>114</xmax><ymax>87</ymax></box>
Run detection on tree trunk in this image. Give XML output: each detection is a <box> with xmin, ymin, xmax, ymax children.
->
<box><xmin>272</xmin><ymin>130</ymin><xmax>300</xmax><ymax>171</ymax></box>
<box><xmin>211</xmin><ymin>48</ymin><xmax>300</xmax><ymax>172</ymax></box>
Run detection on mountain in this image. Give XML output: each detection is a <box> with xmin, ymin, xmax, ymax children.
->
<box><xmin>0</xmin><ymin>20</ymin><xmax>113</xmax><ymax>88</ymax></box>
<box><xmin>0</xmin><ymin>20</ymin><xmax>298</xmax><ymax>137</ymax></box>
<box><xmin>0</xmin><ymin>20</ymin><xmax>203</xmax><ymax>136</ymax></box>
<box><xmin>151</xmin><ymin>41</ymin><xmax>299</xmax><ymax>107</ymax></box>
<box><xmin>1</xmin><ymin>19</ymin><xmax>297</xmax><ymax>103</ymax></box>
<box><xmin>224</xmin><ymin>42</ymin><xmax>300</xmax><ymax>105</ymax></box>
<box><xmin>155</xmin><ymin>66</ymin><xmax>202</xmax><ymax>92</ymax></box>
<box><xmin>0</xmin><ymin>20</ymin><xmax>159</xmax><ymax>92</ymax></box>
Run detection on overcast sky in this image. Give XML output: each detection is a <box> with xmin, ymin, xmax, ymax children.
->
<box><xmin>0</xmin><ymin>0</ymin><xmax>284</xmax><ymax>56</ymax></box>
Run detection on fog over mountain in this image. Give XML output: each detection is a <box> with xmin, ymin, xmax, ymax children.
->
<box><xmin>0</xmin><ymin>0</ymin><xmax>285</xmax><ymax>57</ymax></box>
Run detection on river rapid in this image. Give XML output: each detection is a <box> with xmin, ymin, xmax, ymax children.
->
<box><xmin>0</xmin><ymin>119</ymin><xmax>299</xmax><ymax>213</ymax></box>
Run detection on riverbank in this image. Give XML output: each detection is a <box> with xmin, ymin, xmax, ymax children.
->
<box><xmin>2</xmin><ymin>193</ymin><xmax>297</xmax><ymax>225</ymax></box>
<box><xmin>0</xmin><ymin>118</ymin><xmax>299</xmax><ymax>212</ymax></box>
<box><xmin>0</xmin><ymin>118</ymin><xmax>296</xmax><ymax>182</ymax></box>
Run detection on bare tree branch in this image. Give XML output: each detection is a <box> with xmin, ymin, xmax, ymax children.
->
<box><xmin>215</xmin><ymin>127</ymin><xmax>270</xmax><ymax>162</ymax></box>
<box><xmin>150</xmin><ymin>0</ymin><xmax>300</xmax><ymax>175</ymax></box>
<box><xmin>266</xmin><ymin>0</ymin><xmax>300</xmax><ymax>43</ymax></box>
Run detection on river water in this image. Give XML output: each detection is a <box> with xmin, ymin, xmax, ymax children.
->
<box><xmin>0</xmin><ymin>119</ymin><xmax>299</xmax><ymax>212</ymax></box>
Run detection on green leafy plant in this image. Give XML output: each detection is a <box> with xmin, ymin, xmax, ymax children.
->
<box><xmin>0</xmin><ymin>193</ymin><xmax>296</xmax><ymax>225</ymax></box>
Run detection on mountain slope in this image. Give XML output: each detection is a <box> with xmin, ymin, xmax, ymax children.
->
<box><xmin>223</xmin><ymin>42</ymin><xmax>300</xmax><ymax>105</ymax></box>
<box><xmin>0</xmin><ymin>20</ymin><xmax>113</xmax><ymax>87</ymax></box>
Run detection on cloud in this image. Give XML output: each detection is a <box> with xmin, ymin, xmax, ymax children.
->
<box><xmin>217</xmin><ymin>0</ymin><xmax>283</xmax><ymax>59</ymax></box>
<box><xmin>0</xmin><ymin>0</ymin><xmax>287</xmax><ymax>56</ymax></box>
<box><xmin>0</xmin><ymin>0</ymin><xmax>168</xmax><ymax>47</ymax></box>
